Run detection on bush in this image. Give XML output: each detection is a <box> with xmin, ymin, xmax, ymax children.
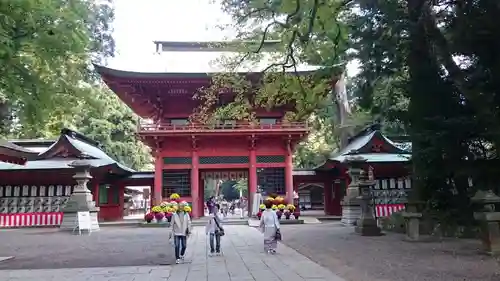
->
<box><xmin>379</xmin><ymin>211</ymin><xmax>406</xmax><ymax>233</ymax></box>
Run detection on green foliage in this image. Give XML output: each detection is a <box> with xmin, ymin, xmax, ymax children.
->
<box><xmin>233</xmin><ymin>178</ymin><xmax>248</xmax><ymax>195</ymax></box>
<box><xmin>0</xmin><ymin>0</ymin><xmax>114</xmax><ymax>130</ymax></box>
<box><xmin>346</xmin><ymin>0</ymin><xmax>409</xmax><ymax>126</ymax></box>
<box><xmin>73</xmin><ymin>88</ymin><xmax>152</xmax><ymax>171</ymax></box>
<box><xmin>217</xmin><ymin>0</ymin><xmax>500</xmax><ymax>228</ymax></box>
<box><xmin>0</xmin><ymin>1</ymin><xmax>151</xmax><ymax>170</ymax></box>
<box><xmin>196</xmin><ymin>0</ymin><xmax>354</xmax><ymax>167</ymax></box>
<box><xmin>192</xmin><ymin>72</ymin><xmax>331</xmax><ymax>124</ymax></box>
<box><xmin>379</xmin><ymin>211</ymin><xmax>405</xmax><ymax>233</ymax></box>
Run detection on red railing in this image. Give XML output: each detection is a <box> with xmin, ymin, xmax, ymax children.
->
<box><xmin>138</xmin><ymin>122</ymin><xmax>309</xmax><ymax>133</ymax></box>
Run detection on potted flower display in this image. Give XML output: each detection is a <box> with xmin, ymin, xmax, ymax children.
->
<box><xmin>277</xmin><ymin>204</ymin><xmax>286</xmax><ymax>211</ymax></box>
<box><xmin>293</xmin><ymin>210</ymin><xmax>300</xmax><ymax>219</ymax></box>
<box><xmin>276</xmin><ymin>210</ymin><xmax>283</xmax><ymax>219</ymax></box>
<box><xmin>170</xmin><ymin>193</ymin><xmax>180</xmax><ymax>202</ymax></box>
<box><xmin>154</xmin><ymin>211</ymin><xmax>165</xmax><ymax>222</ymax></box>
<box><xmin>165</xmin><ymin>209</ymin><xmax>173</xmax><ymax>222</ymax></box>
<box><xmin>259</xmin><ymin>203</ymin><xmax>266</xmax><ymax>211</ymax></box>
<box><xmin>151</xmin><ymin>206</ymin><xmax>162</xmax><ymax>214</ymax></box>
<box><xmin>257</xmin><ymin>210</ymin><xmax>263</xmax><ymax>219</ymax></box>
<box><xmin>144</xmin><ymin>212</ymin><xmax>154</xmax><ymax>223</ymax></box>
<box><xmin>283</xmin><ymin>209</ymin><xmax>291</xmax><ymax>219</ymax></box>
<box><xmin>273</xmin><ymin>196</ymin><xmax>285</xmax><ymax>206</ymax></box>
<box><xmin>184</xmin><ymin>205</ymin><xmax>192</xmax><ymax>218</ymax></box>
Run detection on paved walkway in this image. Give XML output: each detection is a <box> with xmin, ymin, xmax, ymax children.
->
<box><xmin>0</xmin><ymin>226</ymin><xmax>345</xmax><ymax>281</ymax></box>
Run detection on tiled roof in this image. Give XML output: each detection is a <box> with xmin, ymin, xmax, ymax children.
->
<box><xmin>0</xmin><ymin>139</ymin><xmax>39</xmax><ymax>156</ymax></box>
<box><xmin>332</xmin><ymin>153</ymin><xmax>410</xmax><ymax>163</ymax></box>
<box><xmin>0</xmin><ymin>129</ymin><xmax>134</xmax><ymax>172</ymax></box>
<box><xmin>315</xmin><ymin>124</ymin><xmax>411</xmax><ymax>169</ymax></box>
<box><xmin>0</xmin><ymin>158</ymin><xmax>118</xmax><ymax>171</ymax></box>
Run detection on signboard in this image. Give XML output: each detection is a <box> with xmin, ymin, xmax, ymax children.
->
<box><xmin>75</xmin><ymin>211</ymin><xmax>92</xmax><ymax>235</ymax></box>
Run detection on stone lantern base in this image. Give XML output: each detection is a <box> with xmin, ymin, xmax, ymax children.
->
<box><xmin>59</xmin><ymin>189</ymin><xmax>100</xmax><ymax>231</ymax></box>
<box><xmin>59</xmin><ymin>159</ymin><xmax>100</xmax><ymax>232</ymax></box>
<box><xmin>355</xmin><ymin>217</ymin><xmax>382</xmax><ymax>236</ymax></box>
<box><xmin>341</xmin><ymin>199</ymin><xmax>361</xmax><ymax>226</ymax></box>
<box><xmin>474</xmin><ymin>212</ymin><xmax>500</xmax><ymax>256</ymax></box>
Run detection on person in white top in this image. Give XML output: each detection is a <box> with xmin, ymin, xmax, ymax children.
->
<box><xmin>205</xmin><ymin>204</ymin><xmax>224</xmax><ymax>256</ymax></box>
<box><xmin>259</xmin><ymin>200</ymin><xmax>281</xmax><ymax>254</ymax></box>
<box><xmin>169</xmin><ymin>202</ymin><xmax>192</xmax><ymax>264</ymax></box>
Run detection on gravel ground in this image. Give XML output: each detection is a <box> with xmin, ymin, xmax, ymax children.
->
<box><xmin>280</xmin><ymin>222</ymin><xmax>500</xmax><ymax>281</ymax></box>
<box><xmin>0</xmin><ymin>227</ymin><xmax>175</xmax><ymax>269</ymax></box>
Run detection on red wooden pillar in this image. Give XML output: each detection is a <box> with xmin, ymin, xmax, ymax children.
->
<box><xmin>153</xmin><ymin>156</ymin><xmax>162</xmax><ymax>206</ymax></box>
<box><xmin>248</xmin><ymin>149</ymin><xmax>257</xmax><ymax>216</ymax></box>
<box><xmin>119</xmin><ymin>184</ymin><xmax>125</xmax><ymax>219</ymax></box>
<box><xmin>324</xmin><ymin>179</ymin><xmax>333</xmax><ymax>215</ymax></box>
<box><xmin>285</xmin><ymin>151</ymin><xmax>294</xmax><ymax>204</ymax></box>
<box><xmin>199</xmin><ymin>177</ymin><xmax>204</xmax><ymax>217</ymax></box>
<box><xmin>191</xmin><ymin>150</ymin><xmax>200</xmax><ymax>218</ymax></box>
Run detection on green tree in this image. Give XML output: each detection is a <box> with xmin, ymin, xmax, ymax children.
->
<box><xmin>72</xmin><ymin>87</ymin><xmax>152</xmax><ymax>170</ymax></box>
<box><xmin>0</xmin><ymin>0</ymin><xmax>114</xmax><ymax>135</ymax></box>
<box><xmin>233</xmin><ymin>178</ymin><xmax>248</xmax><ymax>197</ymax></box>
<box><xmin>216</xmin><ymin>0</ymin><xmax>500</xmax><ymax>233</ymax></box>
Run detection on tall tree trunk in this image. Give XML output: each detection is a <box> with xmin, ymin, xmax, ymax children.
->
<box><xmin>333</xmin><ymin>71</ymin><xmax>352</xmax><ymax>148</ymax></box>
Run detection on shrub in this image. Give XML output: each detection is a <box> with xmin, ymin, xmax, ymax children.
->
<box><xmin>379</xmin><ymin>211</ymin><xmax>405</xmax><ymax>233</ymax></box>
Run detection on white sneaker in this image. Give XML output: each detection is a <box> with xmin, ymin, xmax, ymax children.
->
<box><xmin>175</xmin><ymin>259</ymin><xmax>181</xmax><ymax>264</ymax></box>
<box><xmin>209</xmin><ymin>252</ymin><xmax>214</xmax><ymax>257</ymax></box>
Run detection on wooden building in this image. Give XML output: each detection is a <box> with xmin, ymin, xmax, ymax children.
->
<box><xmin>0</xmin><ymin>139</ymin><xmax>35</xmax><ymax>165</ymax></box>
<box><xmin>94</xmin><ymin>64</ymin><xmax>319</xmax><ymax>218</ymax></box>
<box><xmin>293</xmin><ymin>124</ymin><xmax>412</xmax><ymax>217</ymax></box>
<box><xmin>0</xmin><ymin>129</ymin><xmax>151</xmax><ymax>227</ymax></box>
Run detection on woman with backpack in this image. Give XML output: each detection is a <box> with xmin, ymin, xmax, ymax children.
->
<box><xmin>205</xmin><ymin>204</ymin><xmax>224</xmax><ymax>256</ymax></box>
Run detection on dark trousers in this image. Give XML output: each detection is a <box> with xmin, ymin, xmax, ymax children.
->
<box><xmin>174</xmin><ymin>235</ymin><xmax>187</xmax><ymax>259</ymax></box>
<box><xmin>209</xmin><ymin>233</ymin><xmax>221</xmax><ymax>253</ymax></box>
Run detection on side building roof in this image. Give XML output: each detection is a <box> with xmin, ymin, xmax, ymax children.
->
<box><xmin>316</xmin><ymin>124</ymin><xmax>411</xmax><ymax>170</ymax></box>
<box><xmin>0</xmin><ymin>128</ymin><xmax>134</xmax><ymax>172</ymax></box>
<box><xmin>0</xmin><ymin>140</ymin><xmax>38</xmax><ymax>165</ymax></box>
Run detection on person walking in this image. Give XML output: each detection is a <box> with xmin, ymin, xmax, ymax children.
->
<box><xmin>206</xmin><ymin>196</ymin><xmax>215</xmax><ymax>214</ymax></box>
<box><xmin>169</xmin><ymin>202</ymin><xmax>192</xmax><ymax>264</ymax></box>
<box><xmin>259</xmin><ymin>200</ymin><xmax>281</xmax><ymax>254</ymax></box>
<box><xmin>205</xmin><ymin>204</ymin><xmax>224</xmax><ymax>256</ymax></box>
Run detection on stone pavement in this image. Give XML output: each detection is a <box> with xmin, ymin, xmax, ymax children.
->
<box><xmin>0</xmin><ymin>226</ymin><xmax>345</xmax><ymax>281</ymax></box>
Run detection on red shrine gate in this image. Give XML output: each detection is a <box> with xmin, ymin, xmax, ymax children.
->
<box><xmin>96</xmin><ymin>65</ymin><xmax>312</xmax><ymax>218</ymax></box>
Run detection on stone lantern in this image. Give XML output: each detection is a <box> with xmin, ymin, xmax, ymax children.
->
<box><xmin>471</xmin><ymin>190</ymin><xmax>500</xmax><ymax>255</ymax></box>
<box><xmin>354</xmin><ymin>168</ymin><xmax>382</xmax><ymax>236</ymax></box>
<box><xmin>401</xmin><ymin>189</ymin><xmax>424</xmax><ymax>241</ymax></box>
<box><xmin>59</xmin><ymin>157</ymin><xmax>100</xmax><ymax>231</ymax></box>
<box><xmin>340</xmin><ymin>155</ymin><xmax>365</xmax><ymax>226</ymax></box>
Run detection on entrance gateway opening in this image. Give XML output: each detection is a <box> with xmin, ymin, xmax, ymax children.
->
<box><xmin>161</xmin><ymin>164</ymin><xmax>288</xmax><ymax>219</ymax></box>
<box><xmin>201</xmin><ymin>170</ymin><xmax>249</xmax><ymax>218</ymax></box>
<box><xmin>199</xmin><ymin>168</ymin><xmax>288</xmax><ymax>218</ymax></box>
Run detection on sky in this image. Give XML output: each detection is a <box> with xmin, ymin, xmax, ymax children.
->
<box><xmin>109</xmin><ymin>0</ymin><xmax>360</xmax><ymax>76</ymax></box>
